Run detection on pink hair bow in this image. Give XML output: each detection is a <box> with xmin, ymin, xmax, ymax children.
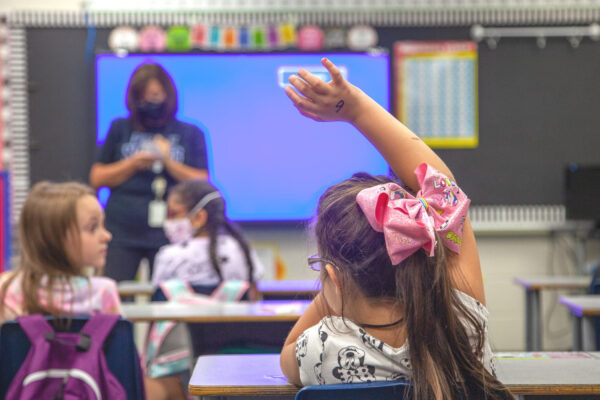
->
<box><xmin>356</xmin><ymin>163</ymin><xmax>470</xmax><ymax>265</ymax></box>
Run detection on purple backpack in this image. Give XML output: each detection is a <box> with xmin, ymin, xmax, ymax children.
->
<box><xmin>6</xmin><ymin>314</ymin><xmax>127</xmax><ymax>400</ymax></box>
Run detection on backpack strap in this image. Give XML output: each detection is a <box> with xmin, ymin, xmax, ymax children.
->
<box><xmin>17</xmin><ymin>314</ymin><xmax>55</xmax><ymax>346</ymax></box>
<box><xmin>80</xmin><ymin>314</ymin><xmax>120</xmax><ymax>351</ymax></box>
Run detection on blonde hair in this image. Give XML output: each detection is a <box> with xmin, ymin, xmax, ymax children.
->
<box><xmin>1</xmin><ymin>181</ymin><xmax>95</xmax><ymax>316</ymax></box>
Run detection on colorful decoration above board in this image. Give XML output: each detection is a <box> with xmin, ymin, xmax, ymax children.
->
<box><xmin>139</xmin><ymin>26</ymin><xmax>168</xmax><ymax>52</ymax></box>
<box><xmin>107</xmin><ymin>24</ymin><xmax>379</xmax><ymax>52</ymax></box>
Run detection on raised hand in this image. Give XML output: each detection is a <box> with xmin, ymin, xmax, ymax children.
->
<box><xmin>284</xmin><ymin>58</ymin><xmax>364</xmax><ymax>123</ymax></box>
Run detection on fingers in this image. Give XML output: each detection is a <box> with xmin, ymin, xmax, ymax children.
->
<box><xmin>284</xmin><ymin>85</ymin><xmax>304</xmax><ymax>106</ymax></box>
<box><xmin>298</xmin><ymin>109</ymin><xmax>323</xmax><ymax>122</ymax></box>
<box><xmin>284</xmin><ymin>86</ymin><xmax>322</xmax><ymax>121</ymax></box>
<box><xmin>288</xmin><ymin>75</ymin><xmax>317</xmax><ymax>100</ymax></box>
<box><xmin>135</xmin><ymin>151</ymin><xmax>159</xmax><ymax>161</ymax></box>
<box><xmin>321</xmin><ymin>58</ymin><xmax>344</xmax><ymax>84</ymax></box>
<box><xmin>297</xmin><ymin>69</ymin><xmax>329</xmax><ymax>95</ymax></box>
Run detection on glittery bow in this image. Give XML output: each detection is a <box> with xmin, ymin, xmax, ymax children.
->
<box><xmin>356</xmin><ymin>163</ymin><xmax>470</xmax><ymax>265</ymax></box>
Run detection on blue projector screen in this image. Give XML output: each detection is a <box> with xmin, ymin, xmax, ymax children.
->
<box><xmin>96</xmin><ymin>52</ymin><xmax>390</xmax><ymax>221</ymax></box>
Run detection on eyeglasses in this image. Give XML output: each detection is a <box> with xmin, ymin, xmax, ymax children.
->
<box><xmin>307</xmin><ymin>255</ymin><xmax>336</xmax><ymax>272</ymax></box>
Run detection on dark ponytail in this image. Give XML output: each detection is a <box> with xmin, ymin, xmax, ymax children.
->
<box><xmin>207</xmin><ymin>217</ymin><xmax>224</xmax><ymax>282</ymax></box>
<box><xmin>315</xmin><ymin>172</ymin><xmax>513</xmax><ymax>400</ymax></box>
<box><xmin>223</xmin><ymin>221</ymin><xmax>255</xmax><ymax>284</ymax></box>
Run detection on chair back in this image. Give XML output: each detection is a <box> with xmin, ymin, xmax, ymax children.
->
<box><xmin>295</xmin><ymin>380</ymin><xmax>412</xmax><ymax>400</ymax></box>
<box><xmin>0</xmin><ymin>315</ymin><xmax>145</xmax><ymax>400</ymax></box>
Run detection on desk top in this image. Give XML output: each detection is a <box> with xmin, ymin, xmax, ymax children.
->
<box><xmin>559</xmin><ymin>295</ymin><xmax>600</xmax><ymax>317</ymax></box>
<box><xmin>190</xmin><ymin>354</ymin><xmax>295</xmax><ymax>396</ymax></box>
<box><xmin>513</xmin><ymin>276</ymin><xmax>591</xmax><ymax>290</ymax></box>
<box><xmin>189</xmin><ymin>353</ymin><xmax>600</xmax><ymax>396</ymax></box>
<box><xmin>122</xmin><ymin>300</ymin><xmax>310</xmax><ymax>322</ymax></box>
<box><xmin>117</xmin><ymin>280</ymin><xmax>321</xmax><ymax>297</ymax></box>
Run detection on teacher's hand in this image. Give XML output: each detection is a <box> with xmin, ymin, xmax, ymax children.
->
<box><xmin>130</xmin><ymin>151</ymin><xmax>159</xmax><ymax>171</ymax></box>
<box><xmin>153</xmin><ymin>135</ymin><xmax>171</xmax><ymax>161</ymax></box>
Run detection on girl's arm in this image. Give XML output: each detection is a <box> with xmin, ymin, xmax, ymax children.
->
<box><xmin>280</xmin><ymin>293</ymin><xmax>327</xmax><ymax>386</ymax></box>
<box><xmin>285</xmin><ymin>58</ymin><xmax>485</xmax><ymax>305</ymax></box>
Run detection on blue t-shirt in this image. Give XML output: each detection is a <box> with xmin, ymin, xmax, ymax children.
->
<box><xmin>96</xmin><ymin>117</ymin><xmax>208</xmax><ymax>248</ymax></box>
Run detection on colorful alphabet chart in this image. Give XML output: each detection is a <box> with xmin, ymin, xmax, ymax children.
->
<box><xmin>395</xmin><ymin>41</ymin><xmax>478</xmax><ymax>148</ymax></box>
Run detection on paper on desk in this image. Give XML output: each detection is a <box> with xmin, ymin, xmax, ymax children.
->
<box><xmin>494</xmin><ymin>352</ymin><xmax>594</xmax><ymax>359</ymax></box>
<box><xmin>261</xmin><ymin>302</ymin><xmax>303</xmax><ymax>315</ymax></box>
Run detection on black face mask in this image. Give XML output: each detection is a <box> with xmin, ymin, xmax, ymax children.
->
<box><xmin>137</xmin><ymin>101</ymin><xmax>167</xmax><ymax>128</ymax></box>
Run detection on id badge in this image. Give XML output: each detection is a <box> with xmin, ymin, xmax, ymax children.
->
<box><xmin>148</xmin><ymin>200</ymin><xmax>167</xmax><ymax>228</ymax></box>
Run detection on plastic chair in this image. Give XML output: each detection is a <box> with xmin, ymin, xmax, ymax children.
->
<box><xmin>295</xmin><ymin>380</ymin><xmax>413</xmax><ymax>400</ymax></box>
<box><xmin>0</xmin><ymin>315</ymin><xmax>145</xmax><ymax>400</ymax></box>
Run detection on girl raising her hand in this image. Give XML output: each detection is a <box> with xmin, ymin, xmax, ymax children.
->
<box><xmin>280</xmin><ymin>59</ymin><xmax>512</xmax><ymax>400</ymax></box>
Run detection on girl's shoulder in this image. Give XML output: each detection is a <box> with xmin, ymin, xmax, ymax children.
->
<box><xmin>454</xmin><ymin>289</ymin><xmax>489</xmax><ymax>321</ymax></box>
<box><xmin>87</xmin><ymin>276</ymin><xmax>119</xmax><ymax>292</ymax></box>
<box><xmin>303</xmin><ymin>316</ymin><xmax>409</xmax><ymax>354</ymax></box>
<box><xmin>0</xmin><ymin>270</ymin><xmax>24</xmax><ymax>316</ymax></box>
<box><xmin>297</xmin><ymin>317</ymin><xmax>412</xmax><ymax>385</ymax></box>
<box><xmin>158</xmin><ymin>238</ymin><xmax>211</xmax><ymax>258</ymax></box>
<box><xmin>0</xmin><ymin>269</ymin><xmax>20</xmax><ymax>285</ymax></box>
<box><xmin>216</xmin><ymin>234</ymin><xmax>242</xmax><ymax>248</ymax></box>
<box><xmin>69</xmin><ymin>276</ymin><xmax>121</xmax><ymax>315</ymax></box>
<box><xmin>166</xmin><ymin>235</ymin><xmax>239</xmax><ymax>253</ymax></box>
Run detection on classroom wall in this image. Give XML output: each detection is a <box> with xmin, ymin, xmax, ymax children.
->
<box><xmin>4</xmin><ymin>0</ymin><xmax>600</xmax><ymax>352</ymax></box>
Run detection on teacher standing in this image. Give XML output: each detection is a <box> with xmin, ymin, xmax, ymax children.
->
<box><xmin>90</xmin><ymin>63</ymin><xmax>208</xmax><ymax>282</ymax></box>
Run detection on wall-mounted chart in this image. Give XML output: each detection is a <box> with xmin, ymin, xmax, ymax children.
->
<box><xmin>395</xmin><ymin>41</ymin><xmax>478</xmax><ymax>149</ymax></box>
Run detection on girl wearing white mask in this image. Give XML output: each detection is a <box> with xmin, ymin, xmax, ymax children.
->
<box><xmin>152</xmin><ymin>179</ymin><xmax>263</xmax><ymax>299</ymax></box>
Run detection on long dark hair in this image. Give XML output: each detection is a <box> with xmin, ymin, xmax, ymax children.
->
<box><xmin>0</xmin><ymin>182</ymin><xmax>95</xmax><ymax>318</ymax></box>
<box><xmin>170</xmin><ymin>180</ymin><xmax>256</xmax><ymax>283</ymax></box>
<box><xmin>314</xmin><ymin>172</ymin><xmax>513</xmax><ymax>400</ymax></box>
<box><xmin>126</xmin><ymin>63</ymin><xmax>178</xmax><ymax>131</ymax></box>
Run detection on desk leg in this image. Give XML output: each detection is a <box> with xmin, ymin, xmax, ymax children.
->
<box><xmin>582</xmin><ymin>315</ymin><xmax>596</xmax><ymax>351</ymax></box>
<box><xmin>525</xmin><ymin>289</ymin><xmax>542</xmax><ymax>351</ymax></box>
<box><xmin>572</xmin><ymin>315</ymin><xmax>582</xmax><ymax>351</ymax></box>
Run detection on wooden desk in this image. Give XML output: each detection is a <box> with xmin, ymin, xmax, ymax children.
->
<box><xmin>189</xmin><ymin>352</ymin><xmax>600</xmax><ymax>397</ymax></box>
<box><xmin>559</xmin><ymin>295</ymin><xmax>600</xmax><ymax>351</ymax></box>
<box><xmin>513</xmin><ymin>276</ymin><xmax>590</xmax><ymax>351</ymax></box>
<box><xmin>122</xmin><ymin>300</ymin><xmax>310</xmax><ymax>323</ymax></box>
